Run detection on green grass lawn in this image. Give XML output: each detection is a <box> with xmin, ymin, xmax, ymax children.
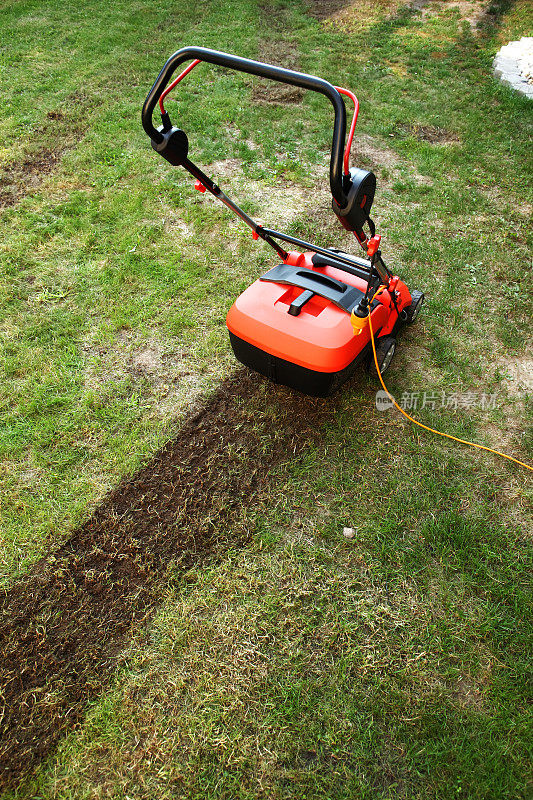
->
<box><xmin>1</xmin><ymin>0</ymin><xmax>532</xmax><ymax>797</ymax></box>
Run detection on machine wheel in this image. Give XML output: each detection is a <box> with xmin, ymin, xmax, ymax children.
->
<box><xmin>404</xmin><ymin>290</ymin><xmax>424</xmax><ymax>323</ymax></box>
<box><xmin>370</xmin><ymin>336</ymin><xmax>396</xmax><ymax>376</ymax></box>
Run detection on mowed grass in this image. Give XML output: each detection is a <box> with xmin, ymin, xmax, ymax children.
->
<box><xmin>1</xmin><ymin>0</ymin><xmax>532</xmax><ymax>797</ymax></box>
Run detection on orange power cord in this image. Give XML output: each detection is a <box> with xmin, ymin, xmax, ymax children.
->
<box><xmin>366</xmin><ymin>310</ymin><xmax>533</xmax><ymax>473</ymax></box>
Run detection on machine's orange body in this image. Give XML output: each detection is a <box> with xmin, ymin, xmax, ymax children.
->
<box><xmin>143</xmin><ymin>47</ymin><xmax>423</xmax><ymax>396</ymax></box>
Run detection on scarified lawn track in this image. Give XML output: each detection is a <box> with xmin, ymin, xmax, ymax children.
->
<box><xmin>0</xmin><ymin>370</ymin><xmax>333</xmax><ymax>788</ymax></box>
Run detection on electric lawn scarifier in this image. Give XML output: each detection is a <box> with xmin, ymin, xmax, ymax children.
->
<box><xmin>142</xmin><ymin>47</ymin><xmax>424</xmax><ymax>397</ymax></box>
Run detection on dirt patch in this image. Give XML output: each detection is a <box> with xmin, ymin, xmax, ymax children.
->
<box><xmin>252</xmin><ymin>38</ymin><xmax>304</xmax><ymax>104</ymax></box>
<box><xmin>346</xmin><ymin>133</ymin><xmax>433</xmax><ymax>186</ymax></box>
<box><xmin>0</xmin><ymin>369</ymin><xmax>335</xmax><ymax>790</ymax></box>
<box><xmin>481</xmin><ymin>186</ymin><xmax>533</xmax><ymax>219</ymax></box>
<box><xmin>252</xmin><ymin>80</ymin><xmax>304</xmax><ymax>105</ymax></box>
<box><xmin>0</xmin><ymin>148</ymin><xmax>64</xmax><ymax>208</ymax></box>
<box><xmin>204</xmin><ymin>157</ymin><xmax>326</xmax><ymax>229</ymax></box>
<box><xmin>305</xmin><ymin>0</ymin><xmax>351</xmax><ymax>20</ymax></box>
<box><xmin>408</xmin><ymin>0</ymin><xmax>431</xmax><ymax>9</ymax></box>
<box><xmin>354</xmin><ymin>133</ymin><xmax>402</xmax><ymax>169</ymax></box>
<box><xmin>0</xmin><ymin>97</ymin><xmax>86</xmax><ymax>209</ymax></box>
<box><xmin>498</xmin><ymin>355</ymin><xmax>533</xmax><ymax>398</ymax></box>
<box><xmin>207</xmin><ymin>157</ymin><xmax>243</xmax><ymax>179</ymax></box>
<box><xmin>130</xmin><ymin>345</ymin><xmax>162</xmax><ymax>375</ymax></box>
<box><xmin>253</xmin><ymin>5</ymin><xmax>303</xmax><ymax>105</ymax></box>
<box><xmin>418</xmin><ymin>0</ymin><xmax>489</xmax><ymax>30</ymax></box>
<box><xmin>82</xmin><ymin>330</ymin><xmax>210</xmax><ymax>417</ymax></box>
<box><xmin>515</xmin><ymin>202</ymin><xmax>532</xmax><ymax>218</ymax></box>
<box><xmin>319</xmin><ymin>0</ymin><xmax>407</xmax><ymax>32</ymax></box>
<box><xmin>164</xmin><ymin>217</ymin><xmax>193</xmax><ymax>237</ymax></box>
<box><xmin>449</xmin><ymin>0</ymin><xmax>487</xmax><ymax>28</ymax></box>
<box><xmin>395</xmin><ymin>122</ymin><xmax>460</xmax><ymax>145</ymax></box>
<box><xmin>451</xmin><ymin>673</ymin><xmax>487</xmax><ymax>710</ymax></box>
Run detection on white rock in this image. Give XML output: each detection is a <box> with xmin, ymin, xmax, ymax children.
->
<box><xmin>493</xmin><ymin>38</ymin><xmax>533</xmax><ymax>97</ymax></box>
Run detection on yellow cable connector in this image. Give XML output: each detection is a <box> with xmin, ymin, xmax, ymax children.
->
<box><xmin>351</xmin><ymin>309</ymin><xmax>368</xmax><ymax>336</ymax></box>
<box><xmin>366</xmin><ymin>310</ymin><xmax>533</xmax><ymax>473</ymax></box>
<box><xmin>352</xmin><ymin>286</ymin><xmax>387</xmax><ymax>335</ymax></box>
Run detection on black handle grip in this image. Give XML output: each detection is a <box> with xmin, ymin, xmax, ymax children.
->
<box><xmin>141</xmin><ymin>46</ymin><xmax>347</xmax><ymax>206</ymax></box>
<box><xmin>295</xmin><ymin>269</ymin><xmax>346</xmax><ymax>292</ymax></box>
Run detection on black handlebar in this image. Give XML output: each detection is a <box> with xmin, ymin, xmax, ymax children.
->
<box><xmin>141</xmin><ymin>46</ymin><xmax>348</xmax><ymax>206</ymax></box>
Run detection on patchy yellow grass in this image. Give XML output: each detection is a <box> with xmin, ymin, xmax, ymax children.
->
<box><xmin>421</xmin><ymin>0</ymin><xmax>488</xmax><ymax>30</ymax></box>
<box><xmin>323</xmin><ymin>0</ymin><xmax>406</xmax><ymax>33</ymax></box>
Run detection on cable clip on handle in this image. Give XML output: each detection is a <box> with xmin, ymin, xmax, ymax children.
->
<box><xmin>366</xmin><ymin>235</ymin><xmax>381</xmax><ymax>260</ymax></box>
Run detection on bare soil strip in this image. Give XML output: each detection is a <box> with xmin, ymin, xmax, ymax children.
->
<box><xmin>0</xmin><ymin>369</ymin><xmax>333</xmax><ymax>790</ymax></box>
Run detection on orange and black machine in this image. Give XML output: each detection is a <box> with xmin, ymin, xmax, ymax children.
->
<box><xmin>142</xmin><ymin>47</ymin><xmax>424</xmax><ymax>396</ymax></box>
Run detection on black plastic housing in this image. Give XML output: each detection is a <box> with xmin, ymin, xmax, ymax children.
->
<box><xmin>332</xmin><ymin>167</ymin><xmax>376</xmax><ymax>238</ymax></box>
<box><xmin>229</xmin><ymin>332</ymin><xmax>370</xmax><ymax>397</ymax></box>
<box><xmin>151</xmin><ymin>126</ymin><xmax>189</xmax><ymax>166</ymax></box>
